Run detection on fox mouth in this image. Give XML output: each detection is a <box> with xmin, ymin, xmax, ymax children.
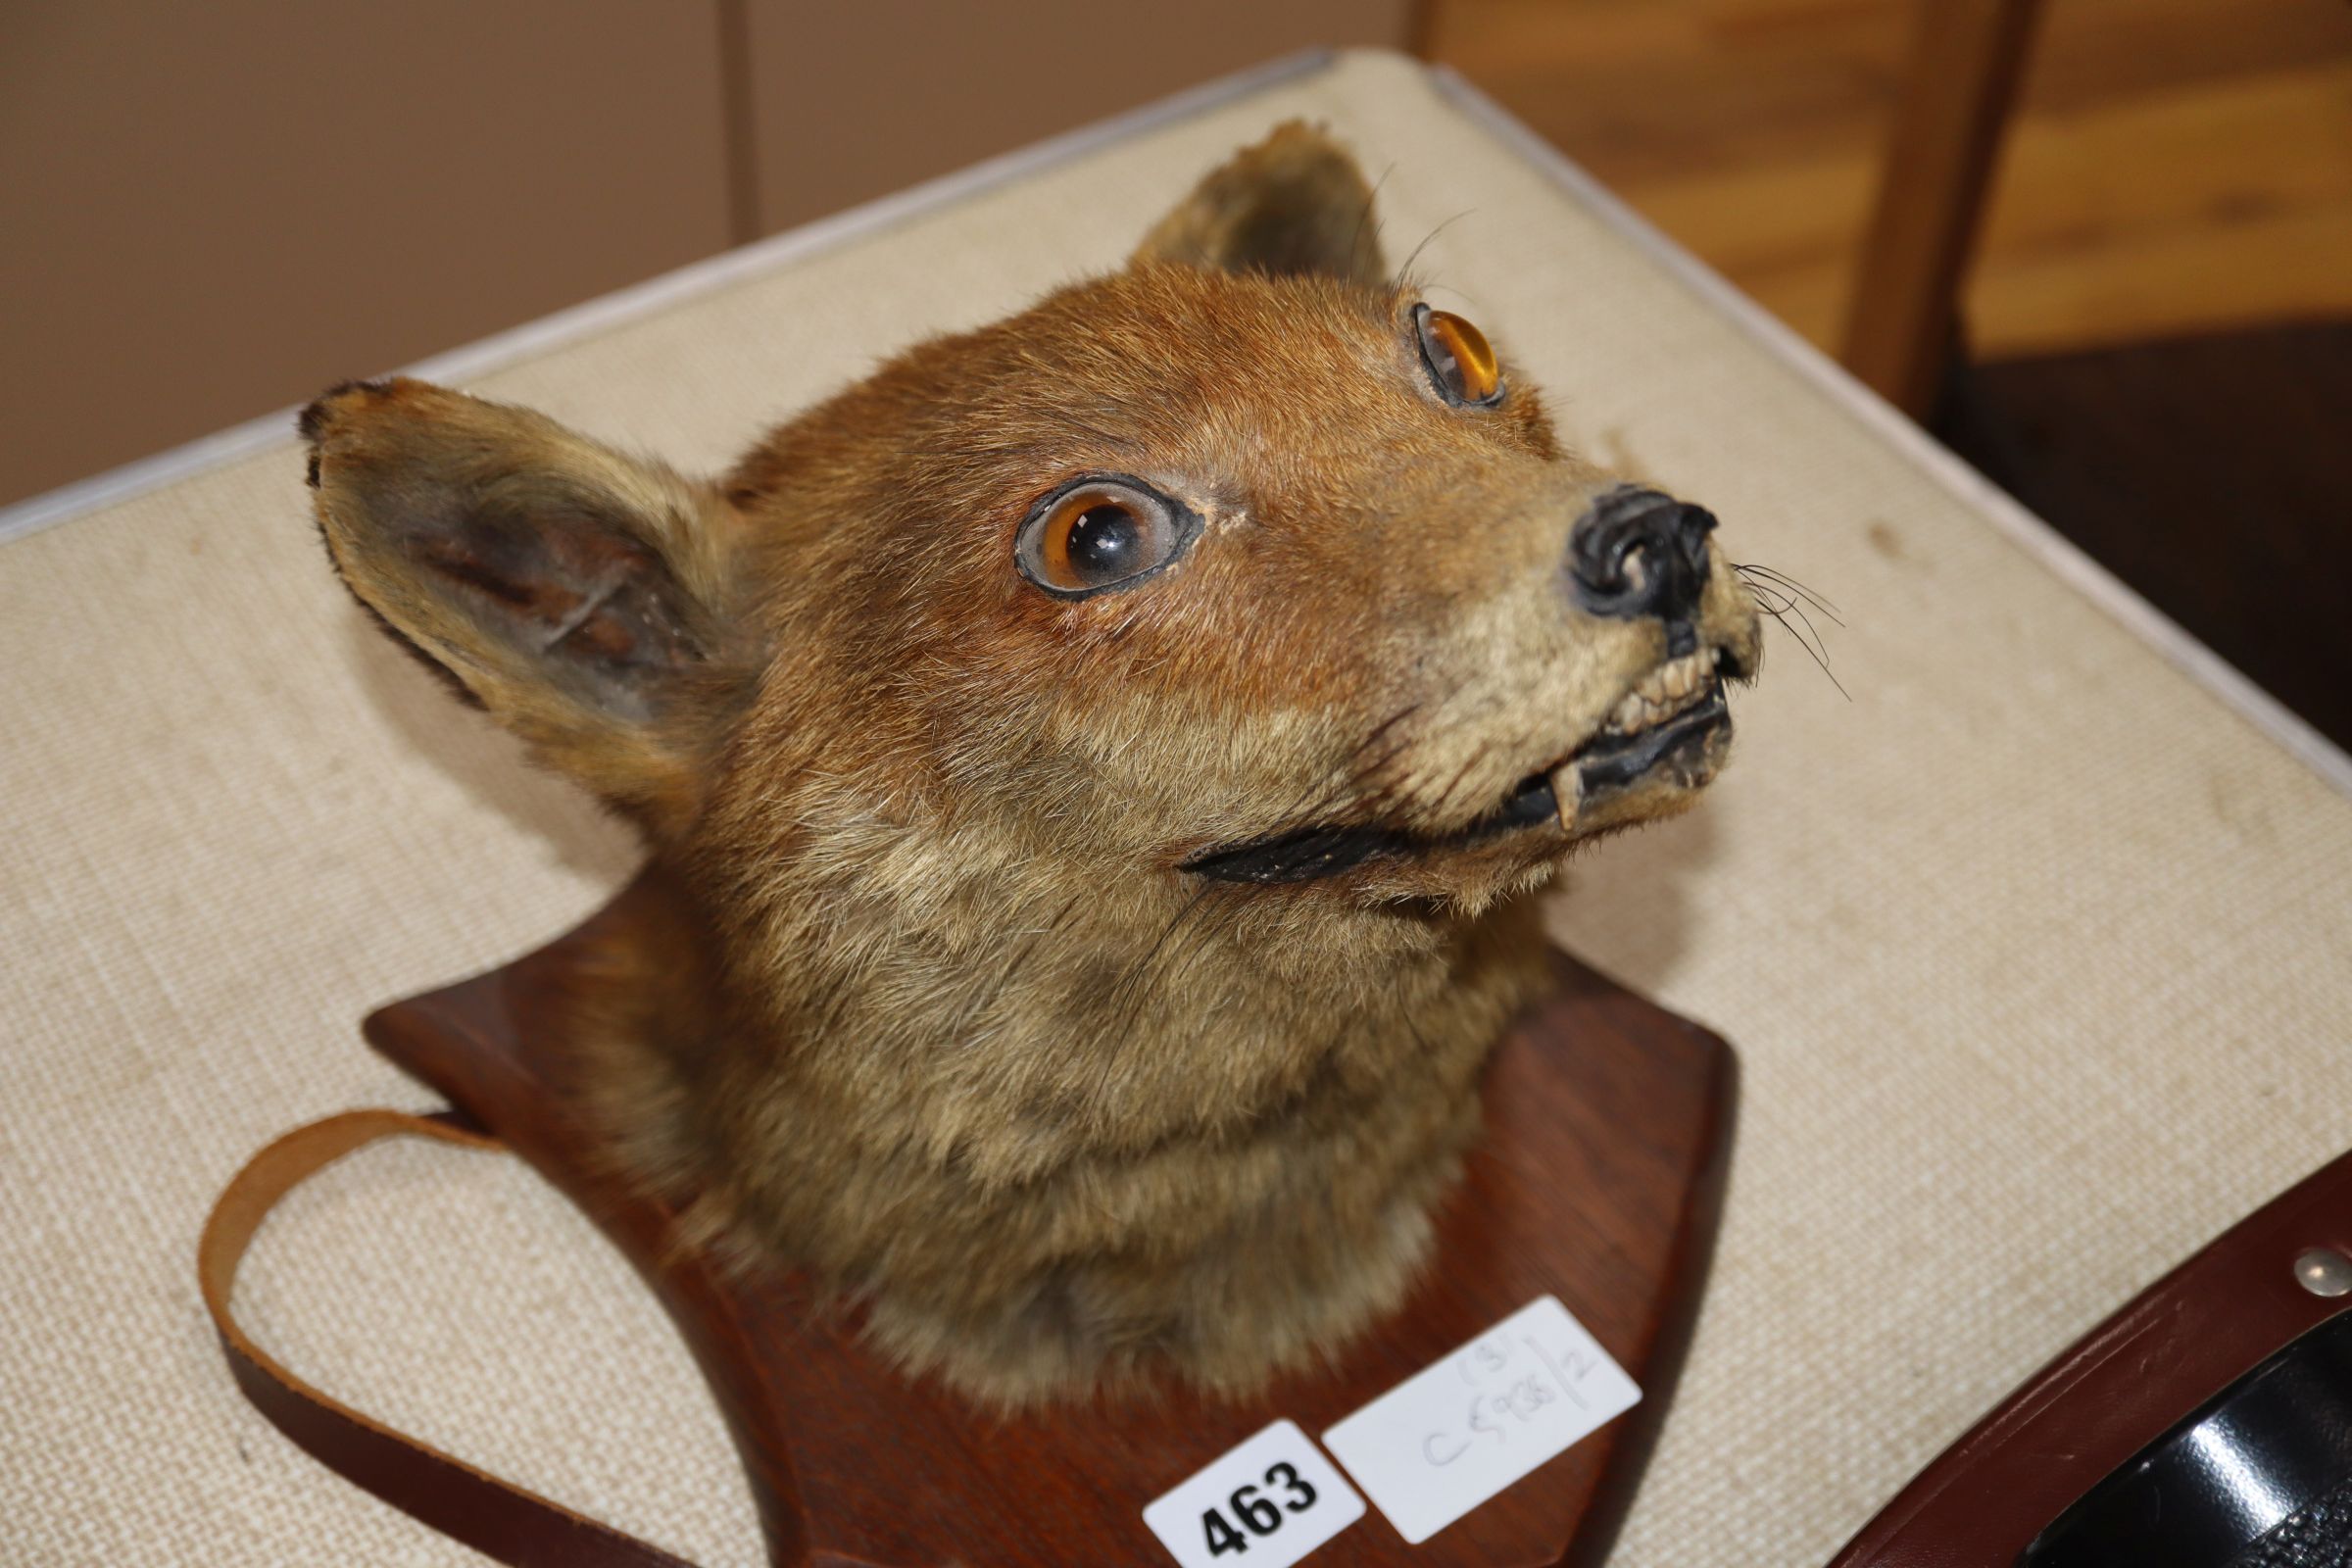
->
<box><xmin>1485</xmin><ymin>647</ymin><xmax>1732</xmax><ymax>838</ymax></box>
<box><xmin>1186</xmin><ymin>646</ymin><xmax>1741</xmax><ymax>886</ymax></box>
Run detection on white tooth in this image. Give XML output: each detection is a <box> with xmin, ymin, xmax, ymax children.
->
<box><xmin>1551</xmin><ymin>763</ymin><xmax>1583</xmax><ymax>833</ymax></box>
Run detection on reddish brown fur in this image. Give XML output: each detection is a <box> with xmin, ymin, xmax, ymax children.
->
<box><xmin>305</xmin><ymin>124</ymin><xmax>1762</xmax><ymax>1404</ymax></box>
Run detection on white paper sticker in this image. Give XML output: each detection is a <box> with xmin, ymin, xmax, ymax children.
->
<box><xmin>1321</xmin><ymin>1296</ymin><xmax>1641</xmax><ymax>1544</ymax></box>
<box><xmin>1142</xmin><ymin>1418</ymin><xmax>1364</xmax><ymax>1568</ymax></box>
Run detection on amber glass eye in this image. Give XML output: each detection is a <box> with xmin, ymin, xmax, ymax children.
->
<box><xmin>1414</xmin><ymin>304</ymin><xmax>1503</xmax><ymax>406</ymax></box>
<box><xmin>1014</xmin><ymin>477</ymin><xmax>1199</xmax><ymax>598</ymax></box>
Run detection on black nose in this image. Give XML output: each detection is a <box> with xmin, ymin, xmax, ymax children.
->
<box><xmin>1567</xmin><ymin>485</ymin><xmax>1717</xmax><ymax>625</ymax></box>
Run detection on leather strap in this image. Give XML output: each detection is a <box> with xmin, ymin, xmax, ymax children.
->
<box><xmin>199</xmin><ymin>1109</ymin><xmax>701</xmax><ymax>1567</ymax></box>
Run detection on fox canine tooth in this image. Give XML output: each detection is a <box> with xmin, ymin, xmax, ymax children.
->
<box><xmin>1551</xmin><ymin>763</ymin><xmax>1583</xmax><ymax>833</ymax></box>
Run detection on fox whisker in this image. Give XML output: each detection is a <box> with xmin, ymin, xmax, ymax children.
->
<box><xmin>1733</xmin><ymin>561</ymin><xmax>1842</xmax><ymax>623</ymax></box>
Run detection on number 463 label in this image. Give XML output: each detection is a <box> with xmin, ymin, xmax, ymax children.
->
<box><xmin>1142</xmin><ymin>1420</ymin><xmax>1364</xmax><ymax>1567</ymax></box>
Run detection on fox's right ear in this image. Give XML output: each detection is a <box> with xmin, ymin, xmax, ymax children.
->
<box><xmin>303</xmin><ymin>378</ymin><xmax>757</xmax><ymax>828</ymax></box>
<box><xmin>1132</xmin><ymin>121</ymin><xmax>1388</xmax><ymax>285</ymax></box>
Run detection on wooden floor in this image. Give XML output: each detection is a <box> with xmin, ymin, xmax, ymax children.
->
<box><xmin>1430</xmin><ymin>0</ymin><xmax>2352</xmax><ymax>359</ymax></box>
<box><xmin>1941</xmin><ymin>321</ymin><xmax>2352</xmax><ymax>748</ymax></box>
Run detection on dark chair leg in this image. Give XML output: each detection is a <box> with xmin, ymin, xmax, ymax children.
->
<box><xmin>1841</xmin><ymin>0</ymin><xmax>2045</xmax><ymax>418</ymax></box>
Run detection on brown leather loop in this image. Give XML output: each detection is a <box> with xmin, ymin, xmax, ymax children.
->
<box><xmin>198</xmin><ymin>1109</ymin><xmax>702</xmax><ymax>1568</ymax></box>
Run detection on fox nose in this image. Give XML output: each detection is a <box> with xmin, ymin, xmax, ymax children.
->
<box><xmin>1567</xmin><ymin>485</ymin><xmax>1716</xmax><ymax>627</ymax></box>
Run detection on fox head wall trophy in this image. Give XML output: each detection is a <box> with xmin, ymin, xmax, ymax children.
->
<box><xmin>304</xmin><ymin>123</ymin><xmax>1765</xmax><ymax>1406</ymax></box>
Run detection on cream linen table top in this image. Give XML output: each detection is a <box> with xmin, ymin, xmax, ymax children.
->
<box><xmin>4</xmin><ymin>50</ymin><xmax>2347</xmax><ymax>1568</ymax></box>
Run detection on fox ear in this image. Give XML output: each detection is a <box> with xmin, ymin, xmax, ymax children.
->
<box><xmin>1132</xmin><ymin>121</ymin><xmax>1387</xmax><ymax>285</ymax></box>
<box><xmin>304</xmin><ymin>377</ymin><xmax>754</xmax><ymax>827</ymax></box>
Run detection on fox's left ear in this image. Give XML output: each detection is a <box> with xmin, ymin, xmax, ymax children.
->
<box><xmin>1132</xmin><ymin>121</ymin><xmax>1387</xmax><ymax>285</ymax></box>
<box><xmin>304</xmin><ymin>378</ymin><xmax>759</xmax><ymax>830</ymax></box>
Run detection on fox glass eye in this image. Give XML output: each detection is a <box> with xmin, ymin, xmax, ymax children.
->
<box><xmin>1415</xmin><ymin>305</ymin><xmax>1503</xmax><ymax>406</ymax></box>
<box><xmin>1015</xmin><ymin>478</ymin><xmax>1198</xmax><ymax>598</ymax></box>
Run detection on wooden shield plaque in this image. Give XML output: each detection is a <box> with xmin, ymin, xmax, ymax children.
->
<box><xmin>214</xmin><ymin>873</ymin><xmax>1737</xmax><ymax>1566</ymax></box>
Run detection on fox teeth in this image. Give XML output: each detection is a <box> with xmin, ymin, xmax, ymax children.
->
<box><xmin>1605</xmin><ymin>650</ymin><xmax>1716</xmax><ymax>735</ymax></box>
<box><xmin>1550</xmin><ymin>762</ymin><xmax>1584</xmax><ymax>834</ymax></box>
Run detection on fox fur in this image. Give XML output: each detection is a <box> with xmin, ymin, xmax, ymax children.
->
<box><xmin>304</xmin><ymin>123</ymin><xmax>1763</xmax><ymax>1405</ymax></box>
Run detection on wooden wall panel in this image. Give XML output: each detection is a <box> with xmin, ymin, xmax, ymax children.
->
<box><xmin>736</xmin><ymin>0</ymin><xmax>1414</xmax><ymax>236</ymax></box>
<box><xmin>0</xmin><ymin>2</ymin><xmax>734</xmax><ymax>509</ymax></box>
<box><xmin>2</xmin><ymin>3</ymin><xmax>1408</xmax><ymax>511</ymax></box>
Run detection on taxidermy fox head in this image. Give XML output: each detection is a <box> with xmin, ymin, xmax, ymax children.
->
<box><xmin>305</xmin><ymin>123</ymin><xmax>1763</xmax><ymax>1403</ymax></box>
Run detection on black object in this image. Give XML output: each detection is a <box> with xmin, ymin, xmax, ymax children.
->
<box><xmin>1826</xmin><ymin>1151</ymin><xmax>2352</xmax><ymax>1568</ymax></box>
<box><xmin>2025</xmin><ymin>1312</ymin><xmax>2352</xmax><ymax>1568</ymax></box>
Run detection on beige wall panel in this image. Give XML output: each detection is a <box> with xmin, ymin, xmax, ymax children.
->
<box><xmin>738</xmin><ymin>0</ymin><xmax>1415</xmax><ymax>233</ymax></box>
<box><xmin>1</xmin><ymin>2</ymin><xmax>735</xmax><ymax>508</ymax></box>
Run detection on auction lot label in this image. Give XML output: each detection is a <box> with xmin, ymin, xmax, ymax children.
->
<box><xmin>1143</xmin><ymin>1419</ymin><xmax>1364</xmax><ymax>1567</ymax></box>
<box><xmin>1321</xmin><ymin>1296</ymin><xmax>1641</xmax><ymax>1544</ymax></box>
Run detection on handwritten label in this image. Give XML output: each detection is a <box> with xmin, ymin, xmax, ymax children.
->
<box><xmin>1142</xmin><ymin>1419</ymin><xmax>1364</xmax><ymax>1568</ymax></box>
<box><xmin>1321</xmin><ymin>1297</ymin><xmax>1640</xmax><ymax>1544</ymax></box>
